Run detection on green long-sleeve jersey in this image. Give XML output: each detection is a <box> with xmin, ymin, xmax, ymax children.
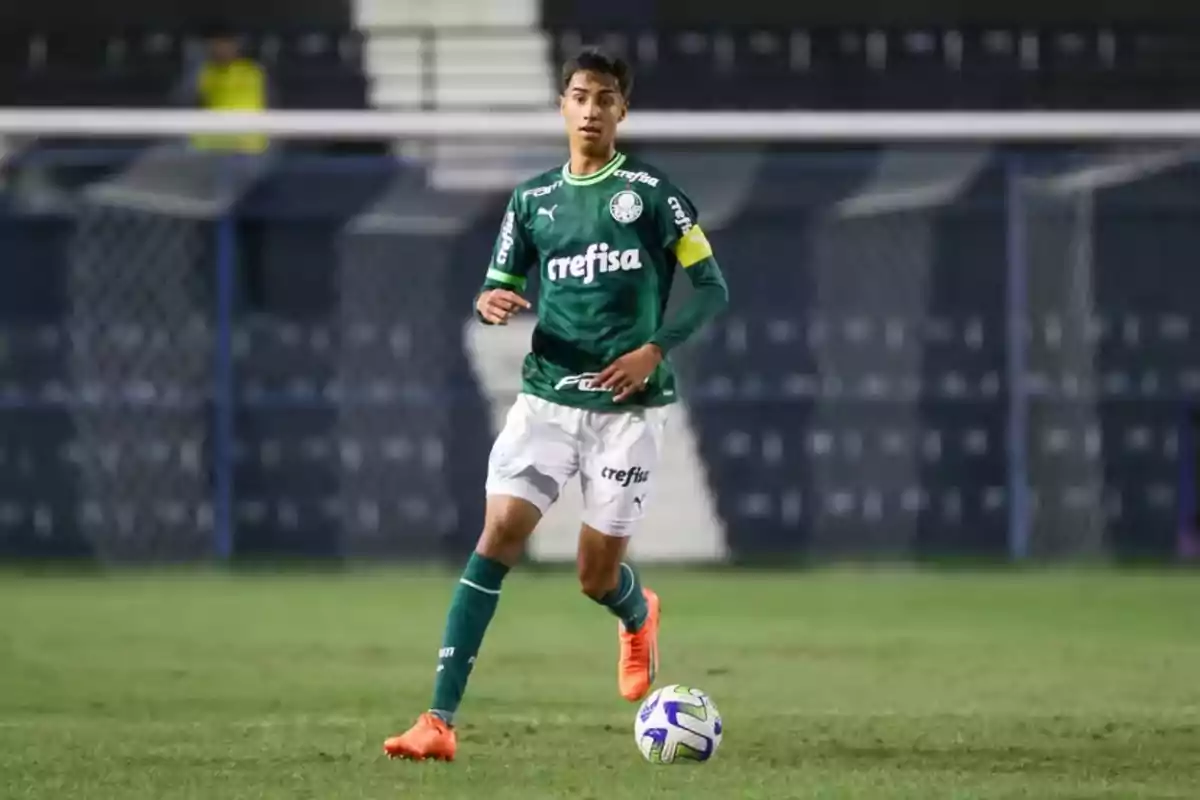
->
<box><xmin>479</xmin><ymin>151</ymin><xmax>729</xmax><ymax>411</ymax></box>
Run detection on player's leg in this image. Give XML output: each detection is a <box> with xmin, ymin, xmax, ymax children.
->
<box><xmin>578</xmin><ymin>406</ymin><xmax>669</xmax><ymax>701</ymax></box>
<box><xmin>426</xmin><ymin>495</ymin><xmax>541</xmax><ymax>720</ymax></box>
<box><xmin>385</xmin><ymin>396</ymin><xmax>577</xmax><ymax>761</ymax></box>
<box><xmin>577</xmin><ymin>523</ymin><xmax>660</xmax><ymax>701</ymax></box>
<box><xmin>578</xmin><ymin>526</ymin><xmax>648</xmax><ymax>632</ymax></box>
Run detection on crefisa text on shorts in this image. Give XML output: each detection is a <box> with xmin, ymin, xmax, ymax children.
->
<box><xmin>600</xmin><ymin>465</ymin><xmax>651</xmax><ymax>487</ymax></box>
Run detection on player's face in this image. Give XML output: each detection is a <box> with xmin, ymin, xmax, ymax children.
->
<box><xmin>560</xmin><ymin>70</ymin><xmax>626</xmax><ymax>155</ymax></box>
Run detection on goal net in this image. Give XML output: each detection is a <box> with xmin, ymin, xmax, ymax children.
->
<box><xmin>0</xmin><ymin>109</ymin><xmax>1196</xmax><ymax>564</ymax></box>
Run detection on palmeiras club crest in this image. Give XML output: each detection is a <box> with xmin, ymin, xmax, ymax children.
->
<box><xmin>609</xmin><ymin>189</ymin><xmax>643</xmax><ymax>224</ymax></box>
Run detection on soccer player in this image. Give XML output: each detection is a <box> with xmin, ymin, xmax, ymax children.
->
<box><xmin>383</xmin><ymin>47</ymin><xmax>730</xmax><ymax>762</ymax></box>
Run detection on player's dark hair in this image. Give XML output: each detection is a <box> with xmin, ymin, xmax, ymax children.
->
<box><xmin>561</xmin><ymin>47</ymin><xmax>634</xmax><ymax>100</ymax></box>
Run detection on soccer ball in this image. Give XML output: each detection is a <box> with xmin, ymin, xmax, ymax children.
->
<box><xmin>633</xmin><ymin>684</ymin><xmax>723</xmax><ymax>764</ymax></box>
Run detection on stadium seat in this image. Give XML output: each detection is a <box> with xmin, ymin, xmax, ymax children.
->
<box><xmin>727</xmin><ymin>29</ymin><xmax>809</xmax><ymax>109</ymax></box>
<box><xmin>122</xmin><ymin>30</ymin><xmax>187</xmax><ymax>73</ymax></box>
<box><xmin>0</xmin><ymin>410</ymin><xmax>91</xmax><ymax>558</ymax></box>
<box><xmin>42</xmin><ymin>30</ymin><xmax>116</xmax><ymax>71</ymax></box>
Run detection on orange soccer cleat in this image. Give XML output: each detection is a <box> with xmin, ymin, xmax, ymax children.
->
<box><xmin>383</xmin><ymin>712</ymin><xmax>457</xmax><ymax>762</ymax></box>
<box><xmin>618</xmin><ymin>588</ymin><xmax>660</xmax><ymax>702</ymax></box>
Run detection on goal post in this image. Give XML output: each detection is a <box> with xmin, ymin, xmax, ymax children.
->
<box><xmin>0</xmin><ymin>108</ymin><xmax>1196</xmax><ymax>564</ymax></box>
<box><xmin>6</xmin><ymin>108</ymin><xmax>1200</xmax><ymax>140</ymax></box>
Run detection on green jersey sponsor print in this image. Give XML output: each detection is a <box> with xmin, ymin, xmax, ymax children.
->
<box><xmin>480</xmin><ymin>152</ymin><xmax>725</xmax><ymax>410</ymax></box>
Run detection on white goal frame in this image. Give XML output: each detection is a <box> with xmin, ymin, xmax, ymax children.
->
<box><xmin>3</xmin><ymin>108</ymin><xmax>1200</xmax><ymax>141</ymax></box>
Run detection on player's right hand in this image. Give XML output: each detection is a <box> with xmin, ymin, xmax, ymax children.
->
<box><xmin>476</xmin><ymin>289</ymin><xmax>531</xmax><ymax>325</ymax></box>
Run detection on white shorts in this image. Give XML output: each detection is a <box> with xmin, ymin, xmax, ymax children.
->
<box><xmin>485</xmin><ymin>393</ymin><xmax>670</xmax><ymax>537</ymax></box>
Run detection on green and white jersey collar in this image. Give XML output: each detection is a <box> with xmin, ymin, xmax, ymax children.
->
<box><xmin>561</xmin><ymin>151</ymin><xmax>627</xmax><ymax>186</ymax></box>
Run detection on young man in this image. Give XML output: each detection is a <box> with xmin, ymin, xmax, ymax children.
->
<box><xmin>383</xmin><ymin>48</ymin><xmax>730</xmax><ymax>762</ymax></box>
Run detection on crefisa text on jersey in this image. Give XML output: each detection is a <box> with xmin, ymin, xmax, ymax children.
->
<box><xmin>613</xmin><ymin>169</ymin><xmax>661</xmax><ymax>188</ymax></box>
<box><xmin>547</xmin><ymin>242</ymin><xmax>643</xmax><ymax>285</ymax></box>
<box><xmin>496</xmin><ymin>211</ymin><xmax>516</xmax><ymax>265</ymax></box>
<box><xmin>668</xmin><ymin>197</ymin><xmax>693</xmax><ymax>233</ymax></box>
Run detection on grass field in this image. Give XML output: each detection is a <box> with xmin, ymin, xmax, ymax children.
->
<box><xmin>2</xmin><ymin>567</ymin><xmax>1199</xmax><ymax>799</ymax></box>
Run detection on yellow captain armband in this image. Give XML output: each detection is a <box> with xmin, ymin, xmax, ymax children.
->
<box><xmin>673</xmin><ymin>225</ymin><xmax>714</xmax><ymax>268</ymax></box>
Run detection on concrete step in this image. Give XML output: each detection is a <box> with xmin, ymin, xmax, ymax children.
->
<box><xmin>370</xmin><ymin>78</ymin><xmax>551</xmax><ymax>109</ymax></box>
<box><xmin>354</xmin><ymin>0</ymin><xmax>539</xmax><ymax>28</ymax></box>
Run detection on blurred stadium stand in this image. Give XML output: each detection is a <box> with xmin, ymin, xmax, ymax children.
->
<box><xmin>3</xmin><ymin>17</ymin><xmax>1200</xmax><ymax>111</ymax></box>
<box><xmin>0</xmin><ymin>147</ymin><xmax>1197</xmax><ymax>562</ymax></box>
<box><xmin>547</xmin><ymin>27</ymin><xmax>1200</xmax><ymax>110</ymax></box>
<box><xmin>0</xmin><ymin>29</ymin><xmax>370</xmax><ymax>110</ymax></box>
<box><xmin>4</xmin><ymin>25</ymin><xmax>1200</xmax><ymax>112</ymax></box>
<box><xmin>546</xmin><ymin>0</ymin><xmax>1200</xmax><ymax>28</ymax></box>
<box><xmin>0</xmin><ymin>1</ymin><xmax>1198</xmax><ymax>564</ymax></box>
<box><xmin>4</xmin><ymin>26</ymin><xmax>1200</xmax><ymax>110</ymax></box>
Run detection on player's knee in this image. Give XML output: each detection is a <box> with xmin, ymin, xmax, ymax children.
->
<box><xmin>476</xmin><ymin>495</ymin><xmax>542</xmax><ymax>565</ymax></box>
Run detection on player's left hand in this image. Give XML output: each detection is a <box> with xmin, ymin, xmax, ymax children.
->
<box><xmin>597</xmin><ymin>344</ymin><xmax>664</xmax><ymax>403</ymax></box>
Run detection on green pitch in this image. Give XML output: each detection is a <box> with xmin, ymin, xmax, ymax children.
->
<box><xmin>2</xmin><ymin>567</ymin><xmax>1199</xmax><ymax>799</ymax></box>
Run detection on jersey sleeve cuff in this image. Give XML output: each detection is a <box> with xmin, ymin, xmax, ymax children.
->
<box><xmin>647</xmin><ymin>335</ymin><xmax>673</xmax><ymax>354</ymax></box>
<box><xmin>485</xmin><ymin>268</ymin><xmax>526</xmax><ymax>291</ymax></box>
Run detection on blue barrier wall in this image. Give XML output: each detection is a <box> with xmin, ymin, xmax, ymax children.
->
<box><xmin>0</xmin><ymin>146</ymin><xmax>1195</xmax><ymax>562</ymax></box>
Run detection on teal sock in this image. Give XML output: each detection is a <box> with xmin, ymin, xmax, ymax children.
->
<box><xmin>594</xmin><ymin>562</ymin><xmax>648</xmax><ymax>633</ymax></box>
<box><xmin>428</xmin><ymin>553</ymin><xmax>510</xmax><ymax>725</ymax></box>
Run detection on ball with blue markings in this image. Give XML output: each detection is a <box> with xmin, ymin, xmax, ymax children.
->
<box><xmin>634</xmin><ymin>684</ymin><xmax>723</xmax><ymax>764</ymax></box>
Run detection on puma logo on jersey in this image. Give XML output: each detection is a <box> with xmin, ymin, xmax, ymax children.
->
<box><xmin>537</xmin><ymin>205</ymin><xmax>557</xmax><ymax>222</ymax></box>
<box><xmin>546</xmin><ymin>243</ymin><xmax>643</xmax><ymax>285</ymax></box>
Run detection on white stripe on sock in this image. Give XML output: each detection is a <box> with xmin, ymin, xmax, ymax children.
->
<box><xmin>613</xmin><ymin>563</ymin><xmax>636</xmax><ymax>605</ymax></box>
<box><xmin>459</xmin><ymin>578</ymin><xmax>502</xmax><ymax>595</ymax></box>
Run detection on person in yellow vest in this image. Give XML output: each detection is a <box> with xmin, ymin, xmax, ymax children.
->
<box><xmin>175</xmin><ymin>23</ymin><xmax>271</xmax><ymax>153</ymax></box>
